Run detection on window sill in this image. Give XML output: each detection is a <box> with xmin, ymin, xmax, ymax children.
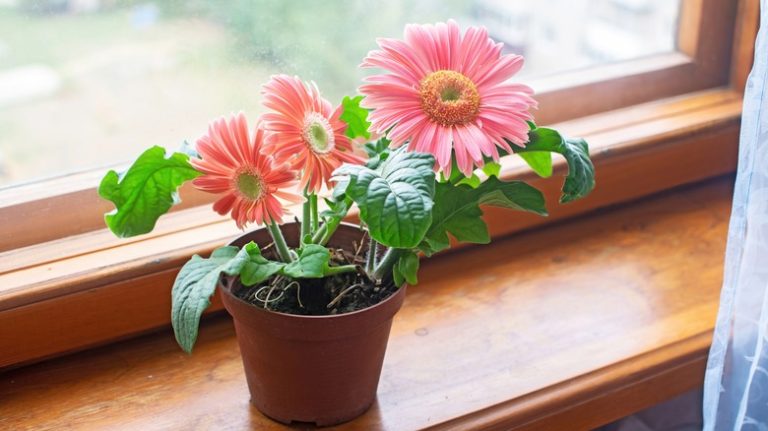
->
<box><xmin>0</xmin><ymin>87</ymin><xmax>741</xmax><ymax>368</ymax></box>
<box><xmin>0</xmin><ymin>175</ymin><xmax>732</xmax><ymax>430</ymax></box>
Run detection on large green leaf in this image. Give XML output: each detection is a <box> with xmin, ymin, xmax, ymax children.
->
<box><xmin>282</xmin><ymin>244</ymin><xmax>332</xmax><ymax>278</ymax></box>
<box><xmin>482</xmin><ymin>161</ymin><xmax>502</xmax><ymax>178</ymax></box>
<box><xmin>420</xmin><ymin>178</ymin><xmax>547</xmax><ymax>256</ymax></box>
<box><xmin>241</xmin><ymin>242</ymin><xmax>349</xmax><ymax>285</ymax></box>
<box><xmin>240</xmin><ymin>242</ymin><xmax>285</xmax><ymax>286</ymax></box>
<box><xmin>333</xmin><ymin>147</ymin><xmax>435</xmax><ymax>248</ymax></box>
<box><xmin>171</xmin><ymin>246</ymin><xmax>250</xmax><ymax>353</ymax></box>
<box><xmin>340</xmin><ymin>95</ymin><xmax>371</xmax><ymax>139</ymax></box>
<box><xmin>362</xmin><ymin>137</ymin><xmax>392</xmax><ymax>169</ymax></box>
<box><xmin>99</xmin><ymin>146</ymin><xmax>200</xmax><ymax>237</ymax></box>
<box><xmin>509</xmin><ymin>127</ymin><xmax>595</xmax><ymax>203</ymax></box>
<box><xmin>393</xmin><ymin>250</ymin><xmax>419</xmax><ymax>286</ymax></box>
<box><xmin>518</xmin><ymin>152</ymin><xmax>553</xmax><ymax>178</ymax></box>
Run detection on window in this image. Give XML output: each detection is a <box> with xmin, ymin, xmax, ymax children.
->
<box><xmin>1</xmin><ymin>0</ymin><xmax>683</xmax><ymax>189</ymax></box>
<box><xmin>0</xmin><ymin>0</ymin><xmax>756</xmax><ymax>367</ymax></box>
<box><xmin>0</xmin><ymin>0</ymin><xmax>728</xmax><ymax>250</ymax></box>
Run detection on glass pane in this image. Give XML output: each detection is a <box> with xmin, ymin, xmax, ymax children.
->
<box><xmin>0</xmin><ymin>0</ymin><xmax>680</xmax><ymax>188</ymax></box>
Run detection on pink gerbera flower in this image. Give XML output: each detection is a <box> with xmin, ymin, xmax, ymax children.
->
<box><xmin>191</xmin><ymin>113</ymin><xmax>302</xmax><ymax>229</ymax></box>
<box><xmin>260</xmin><ymin>75</ymin><xmax>364</xmax><ymax>193</ymax></box>
<box><xmin>360</xmin><ymin>20</ymin><xmax>537</xmax><ymax>177</ymax></box>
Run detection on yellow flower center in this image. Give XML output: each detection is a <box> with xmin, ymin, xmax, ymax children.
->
<box><xmin>302</xmin><ymin>112</ymin><xmax>335</xmax><ymax>154</ymax></box>
<box><xmin>236</xmin><ymin>172</ymin><xmax>264</xmax><ymax>200</ymax></box>
<box><xmin>419</xmin><ymin>70</ymin><xmax>480</xmax><ymax>126</ymax></box>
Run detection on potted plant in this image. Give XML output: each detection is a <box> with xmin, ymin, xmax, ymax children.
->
<box><xmin>98</xmin><ymin>20</ymin><xmax>595</xmax><ymax>426</ymax></box>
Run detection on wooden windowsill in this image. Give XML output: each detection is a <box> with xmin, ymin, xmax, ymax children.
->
<box><xmin>0</xmin><ymin>175</ymin><xmax>732</xmax><ymax>430</ymax></box>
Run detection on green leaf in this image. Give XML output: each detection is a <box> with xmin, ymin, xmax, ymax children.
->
<box><xmin>518</xmin><ymin>152</ymin><xmax>553</xmax><ymax>178</ymax></box>
<box><xmin>333</xmin><ymin>146</ymin><xmax>435</xmax><ymax>248</ymax></box>
<box><xmin>456</xmin><ymin>173</ymin><xmax>481</xmax><ymax>188</ymax></box>
<box><xmin>392</xmin><ymin>264</ymin><xmax>404</xmax><ymax>287</ymax></box>
<box><xmin>419</xmin><ymin>183</ymin><xmax>485</xmax><ymax>255</ymax></box>
<box><xmin>242</xmin><ymin>241</ymin><xmax>350</xmax><ymax>286</ymax></box>
<box><xmin>171</xmin><ymin>246</ymin><xmax>250</xmax><ymax>353</ymax></box>
<box><xmin>321</xmin><ymin>197</ymin><xmax>351</xmax><ymax>220</ymax></box>
<box><xmin>482</xmin><ymin>162</ymin><xmax>502</xmax><ymax>178</ymax></box>
<box><xmin>477</xmin><ymin>179</ymin><xmax>548</xmax><ymax>213</ymax></box>
<box><xmin>557</xmin><ymin>137</ymin><xmax>594</xmax><ymax>203</ymax></box>
<box><xmin>393</xmin><ymin>250</ymin><xmax>419</xmax><ymax>286</ymax></box>
<box><xmin>316</xmin><ymin>196</ymin><xmax>352</xmax><ymax>245</ymax></box>
<box><xmin>420</xmin><ymin>178</ymin><xmax>547</xmax><ymax>256</ymax></box>
<box><xmin>282</xmin><ymin>244</ymin><xmax>331</xmax><ymax>278</ymax></box>
<box><xmin>363</xmin><ymin>137</ymin><xmax>391</xmax><ymax>170</ymax></box>
<box><xmin>340</xmin><ymin>95</ymin><xmax>371</xmax><ymax>139</ymax></box>
<box><xmin>510</xmin><ymin>127</ymin><xmax>595</xmax><ymax>203</ymax></box>
<box><xmin>364</xmin><ymin>137</ymin><xmax>390</xmax><ymax>157</ymax></box>
<box><xmin>99</xmin><ymin>146</ymin><xmax>200</xmax><ymax>238</ymax></box>
<box><xmin>240</xmin><ymin>242</ymin><xmax>285</xmax><ymax>286</ymax></box>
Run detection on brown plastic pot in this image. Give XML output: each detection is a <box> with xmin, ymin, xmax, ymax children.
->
<box><xmin>219</xmin><ymin>222</ymin><xmax>406</xmax><ymax>426</ymax></box>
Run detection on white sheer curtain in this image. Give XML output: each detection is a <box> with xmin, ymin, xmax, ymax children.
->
<box><xmin>703</xmin><ymin>1</ymin><xmax>768</xmax><ymax>429</ymax></box>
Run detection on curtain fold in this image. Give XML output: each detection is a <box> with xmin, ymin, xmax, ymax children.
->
<box><xmin>703</xmin><ymin>1</ymin><xmax>768</xmax><ymax>429</ymax></box>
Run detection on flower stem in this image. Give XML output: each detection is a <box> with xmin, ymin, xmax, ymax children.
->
<box><xmin>301</xmin><ymin>188</ymin><xmax>311</xmax><ymax>240</ymax></box>
<box><xmin>365</xmin><ymin>237</ymin><xmax>378</xmax><ymax>274</ymax></box>
<box><xmin>267</xmin><ymin>222</ymin><xmax>293</xmax><ymax>262</ymax></box>
<box><xmin>310</xmin><ymin>196</ymin><xmax>352</xmax><ymax>245</ymax></box>
<box><xmin>310</xmin><ymin>194</ymin><xmax>319</xmax><ymax>233</ymax></box>
<box><xmin>324</xmin><ymin>264</ymin><xmax>358</xmax><ymax>276</ymax></box>
<box><xmin>373</xmin><ymin>248</ymin><xmax>403</xmax><ymax>281</ymax></box>
<box><xmin>312</xmin><ymin>217</ymin><xmax>341</xmax><ymax>246</ymax></box>
<box><xmin>320</xmin><ymin>221</ymin><xmax>340</xmax><ymax>246</ymax></box>
<box><xmin>311</xmin><ymin>223</ymin><xmax>327</xmax><ymax>244</ymax></box>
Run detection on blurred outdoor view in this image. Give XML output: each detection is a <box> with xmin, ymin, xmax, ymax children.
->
<box><xmin>0</xmin><ymin>0</ymin><xmax>680</xmax><ymax>188</ymax></box>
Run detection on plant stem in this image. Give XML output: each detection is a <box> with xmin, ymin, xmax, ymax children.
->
<box><xmin>320</xmin><ymin>221</ymin><xmax>340</xmax><ymax>245</ymax></box>
<box><xmin>373</xmin><ymin>248</ymin><xmax>402</xmax><ymax>281</ymax></box>
<box><xmin>365</xmin><ymin>237</ymin><xmax>378</xmax><ymax>273</ymax></box>
<box><xmin>324</xmin><ymin>264</ymin><xmax>358</xmax><ymax>276</ymax></box>
<box><xmin>301</xmin><ymin>188</ymin><xmax>311</xmax><ymax>240</ymax></box>
<box><xmin>310</xmin><ymin>194</ymin><xmax>319</xmax><ymax>233</ymax></box>
<box><xmin>267</xmin><ymin>222</ymin><xmax>293</xmax><ymax>262</ymax></box>
<box><xmin>311</xmin><ymin>196</ymin><xmax>351</xmax><ymax>245</ymax></box>
<box><xmin>312</xmin><ymin>218</ymin><xmax>341</xmax><ymax>246</ymax></box>
<box><xmin>311</xmin><ymin>223</ymin><xmax>327</xmax><ymax>244</ymax></box>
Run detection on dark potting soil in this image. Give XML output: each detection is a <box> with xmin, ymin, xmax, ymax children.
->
<box><xmin>230</xmin><ymin>246</ymin><xmax>398</xmax><ymax>316</ymax></box>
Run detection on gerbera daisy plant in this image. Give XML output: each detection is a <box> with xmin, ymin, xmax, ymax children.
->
<box><xmin>99</xmin><ymin>20</ymin><xmax>595</xmax><ymax>354</ymax></box>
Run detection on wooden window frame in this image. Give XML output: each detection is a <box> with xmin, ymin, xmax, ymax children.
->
<box><xmin>0</xmin><ymin>0</ymin><xmax>741</xmax><ymax>252</ymax></box>
<box><xmin>0</xmin><ymin>0</ymin><xmax>758</xmax><ymax>368</ymax></box>
<box><xmin>533</xmin><ymin>0</ymin><xmax>738</xmax><ymax>125</ymax></box>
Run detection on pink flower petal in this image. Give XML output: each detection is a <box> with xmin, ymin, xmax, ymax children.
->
<box><xmin>359</xmin><ymin>21</ymin><xmax>536</xmax><ymax>177</ymax></box>
<box><xmin>191</xmin><ymin>114</ymin><xmax>301</xmax><ymax>229</ymax></box>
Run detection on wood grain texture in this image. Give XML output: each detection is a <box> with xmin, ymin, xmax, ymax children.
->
<box><xmin>0</xmin><ymin>177</ymin><xmax>733</xmax><ymax>431</ymax></box>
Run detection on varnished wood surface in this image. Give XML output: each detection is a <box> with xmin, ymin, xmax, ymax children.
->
<box><xmin>0</xmin><ymin>177</ymin><xmax>733</xmax><ymax>430</ymax></box>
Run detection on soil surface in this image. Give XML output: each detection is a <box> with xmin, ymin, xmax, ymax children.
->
<box><xmin>229</xmin><ymin>246</ymin><xmax>398</xmax><ymax>316</ymax></box>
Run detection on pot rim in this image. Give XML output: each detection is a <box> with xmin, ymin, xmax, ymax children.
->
<box><xmin>219</xmin><ymin>278</ymin><xmax>406</xmax><ymax>322</ymax></box>
<box><xmin>220</xmin><ymin>221</ymin><xmax>405</xmax><ymax>322</ymax></box>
